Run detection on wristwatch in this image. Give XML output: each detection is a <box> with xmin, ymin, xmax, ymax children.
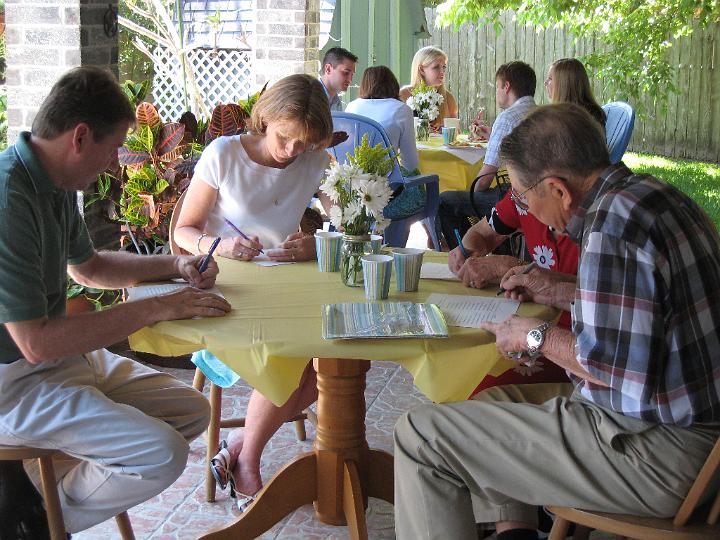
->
<box><xmin>526</xmin><ymin>322</ymin><xmax>551</xmax><ymax>358</ymax></box>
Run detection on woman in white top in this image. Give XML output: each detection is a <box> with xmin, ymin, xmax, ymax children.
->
<box><xmin>346</xmin><ymin>65</ymin><xmax>419</xmax><ymax>172</ymax></box>
<box><xmin>174</xmin><ymin>74</ymin><xmax>333</xmax><ymax>511</ymax></box>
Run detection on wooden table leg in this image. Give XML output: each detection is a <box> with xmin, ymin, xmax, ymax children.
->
<box><xmin>196</xmin><ymin>358</ymin><xmax>395</xmax><ymax>540</ymax></box>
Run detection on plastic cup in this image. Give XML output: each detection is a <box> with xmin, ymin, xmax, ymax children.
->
<box><xmin>361</xmin><ymin>254</ymin><xmax>393</xmax><ymax>300</ymax></box>
<box><xmin>392</xmin><ymin>248</ymin><xmax>425</xmax><ymax>292</ymax></box>
<box><xmin>314</xmin><ymin>231</ymin><xmax>343</xmax><ymax>272</ymax></box>
<box><xmin>369</xmin><ymin>234</ymin><xmax>383</xmax><ymax>254</ymax></box>
<box><xmin>442</xmin><ymin>126</ymin><xmax>456</xmax><ymax>145</ymax></box>
<box><xmin>443</xmin><ymin>117</ymin><xmax>461</xmax><ymax>130</ymax></box>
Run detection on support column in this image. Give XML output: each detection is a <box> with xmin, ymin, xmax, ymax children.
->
<box><xmin>253</xmin><ymin>0</ymin><xmax>320</xmax><ymax>87</ymax></box>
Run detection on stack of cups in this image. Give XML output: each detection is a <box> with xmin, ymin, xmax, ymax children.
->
<box><xmin>392</xmin><ymin>248</ymin><xmax>425</xmax><ymax>292</ymax></box>
<box><xmin>314</xmin><ymin>231</ymin><xmax>343</xmax><ymax>272</ymax></box>
<box><xmin>361</xmin><ymin>254</ymin><xmax>393</xmax><ymax>300</ymax></box>
<box><xmin>441</xmin><ymin>126</ymin><xmax>456</xmax><ymax>145</ymax></box>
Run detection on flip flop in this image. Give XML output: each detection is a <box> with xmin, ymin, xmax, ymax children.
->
<box><xmin>233</xmin><ymin>490</ymin><xmax>256</xmax><ymax>513</ymax></box>
<box><xmin>209</xmin><ymin>440</ymin><xmax>232</xmax><ymax>491</ymax></box>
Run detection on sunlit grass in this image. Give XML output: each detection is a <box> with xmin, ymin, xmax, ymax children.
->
<box><xmin>623</xmin><ymin>152</ymin><xmax>720</xmax><ymax>230</ymax></box>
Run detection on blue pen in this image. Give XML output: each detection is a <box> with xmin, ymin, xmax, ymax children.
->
<box><xmin>198</xmin><ymin>236</ymin><xmax>221</xmax><ymax>273</ymax></box>
<box><xmin>223</xmin><ymin>218</ymin><xmax>265</xmax><ymax>254</ymax></box>
<box><xmin>454</xmin><ymin>229</ymin><xmax>469</xmax><ymax>259</ymax></box>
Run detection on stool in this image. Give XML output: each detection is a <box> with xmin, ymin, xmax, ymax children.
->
<box><xmin>0</xmin><ymin>446</ymin><xmax>135</xmax><ymax>540</ymax></box>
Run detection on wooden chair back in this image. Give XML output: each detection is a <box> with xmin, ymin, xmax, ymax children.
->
<box><xmin>548</xmin><ymin>435</ymin><xmax>720</xmax><ymax>540</ymax></box>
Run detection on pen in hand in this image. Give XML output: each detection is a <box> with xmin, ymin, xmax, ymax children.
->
<box><xmin>223</xmin><ymin>218</ymin><xmax>265</xmax><ymax>254</ymax></box>
<box><xmin>454</xmin><ymin>229</ymin><xmax>469</xmax><ymax>259</ymax></box>
<box><xmin>497</xmin><ymin>261</ymin><xmax>538</xmax><ymax>296</ymax></box>
<box><xmin>198</xmin><ymin>236</ymin><xmax>221</xmax><ymax>274</ymax></box>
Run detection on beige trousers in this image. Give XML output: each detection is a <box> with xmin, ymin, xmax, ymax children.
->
<box><xmin>394</xmin><ymin>384</ymin><xmax>719</xmax><ymax>540</ymax></box>
<box><xmin>0</xmin><ymin>349</ymin><xmax>210</xmax><ymax>532</ymax></box>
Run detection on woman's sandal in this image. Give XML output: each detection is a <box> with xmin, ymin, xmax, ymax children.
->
<box><xmin>232</xmin><ymin>490</ymin><xmax>256</xmax><ymax>513</ymax></box>
<box><xmin>209</xmin><ymin>440</ymin><xmax>233</xmax><ymax>491</ymax></box>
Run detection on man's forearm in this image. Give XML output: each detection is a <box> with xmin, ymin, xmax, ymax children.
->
<box><xmin>541</xmin><ymin>326</ymin><xmax>606</xmax><ymax>386</ymax></box>
<box><xmin>69</xmin><ymin>251</ymin><xmax>182</xmax><ymax>289</ymax></box>
<box><xmin>550</xmin><ymin>281</ymin><xmax>577</xmax><ymax>311</ymax></box>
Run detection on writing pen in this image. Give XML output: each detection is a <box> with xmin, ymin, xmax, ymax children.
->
<box><xmin>497</xmin><ymin>261</ymin><xmax>538</xmax><ymax>296</ymax></box>
<box><xmin>198</xmin><ymin>236</ymin><xmax>221</xmax><ymax>273</ymax></box>
<box><xmin>454</xmin><ymin>228</ymin><xmax>469</xmax><ymax>259</ymax></box>
<box><xmin>223</xmin><ymin>218</ymin><xmax>265</xmax><ymax>254</ymax></box>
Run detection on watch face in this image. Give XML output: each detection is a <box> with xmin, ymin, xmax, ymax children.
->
<box><xmin>527</xmin><ymin>329</ymin><xmax>543</xmax><ymax>349</ymax></box>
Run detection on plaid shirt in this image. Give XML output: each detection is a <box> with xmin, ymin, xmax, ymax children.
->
<box><xmin>484</xmin><ymin>96</ymin><xmax>536</xmax><ymax>167</ymax></box>
<box><xmin>566</xmin><ymin>164</ymin><xmax>720</xmax><ymax>426</ymax></box>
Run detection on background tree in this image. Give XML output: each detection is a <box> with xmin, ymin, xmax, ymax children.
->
<box><xmin>435</xmin><ymin>0</ymin><xmax>720</xmax><ymax>111</ymax></box>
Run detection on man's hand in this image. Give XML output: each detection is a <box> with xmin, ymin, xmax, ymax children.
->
<box><xmin>152</xmin><ymin>286</ymin><xmax>231</xmax><ymax>321</ymax></box>
<box><xmin>176</xmin><ymin>255</ymin><xmax>220</xmax><ymax>288</ymax></box>
<box><xmin>457</xmin><ymin>255</ymin><xmax>522</xmax><ymax>289</ymax></box>
<box><xmin>480</xmin><ymin>316</ymin><xmax>544</xmax><ymax>361</ymax></box>
<box><xmin>267</xmin><ymin>232</ymin><xmax>315</xmax><ymax>262</ymax></box>
<box><xmin>499</xmin><ymin>265</ymin><xmax>576</xmax><ymax>309</ymax></box>
<box><xmin>448</xmin><ymin>246</ymin><xmax>468</xmax><ymax>274</ymax></box>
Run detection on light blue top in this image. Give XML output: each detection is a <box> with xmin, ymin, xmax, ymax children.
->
<box><xmin>345</xmin><ymin>97</ymin><xmax>419</xmax><ymax>172</ymax></box>
<box><xmin>485</xmin><ymin>95</ymin><xmax>537</xmax><ymax>168</ymax></box>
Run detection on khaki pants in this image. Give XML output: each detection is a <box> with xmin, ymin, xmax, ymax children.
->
<box><xmin>0</xmin><ymin>349</ymin><xmax>210</xmax><ymax>532</ymax></box>
<box><xmin>394</xmin><ymin>384</ymin><xmax>719</xmax><ymax>540</ymax></box>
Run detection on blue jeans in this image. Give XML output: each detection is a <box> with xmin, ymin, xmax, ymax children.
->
<box><xmin>437</xmin><ymin>185</ymin><xmax>510</xmax><ymax>249</ymax></box>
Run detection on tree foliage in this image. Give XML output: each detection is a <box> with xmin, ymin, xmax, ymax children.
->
<box><xmin>435</xmin><ymin>0</ymin><xmax>720</xmax><ymax>109</ymax></box>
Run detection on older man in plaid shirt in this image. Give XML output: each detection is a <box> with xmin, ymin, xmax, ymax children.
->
<box><xmin>394</xmin><ymin>103</ymin><xmax>720</xmax><ymax>540</ymax></box>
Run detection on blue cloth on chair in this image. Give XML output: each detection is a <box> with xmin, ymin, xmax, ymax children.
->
<box><xmin>191</xmin><ymin>349</ymin><xmax>240</xmax><ymax>388</ymax></box>
<box><xmin>383</xmin><ymin>185</ymin><xmax>427</xmax><ymax>220</ymax></box>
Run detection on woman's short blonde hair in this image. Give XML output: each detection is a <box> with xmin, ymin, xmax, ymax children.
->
<box><xmin>249</xmin><ymin>74</ymin><xmax>333</xmax><ymax>148</ymax></box>
<box><xmin>410</xmin><ymin>46</ymin><xmax>448</xmax><ymax>87</ymax></box>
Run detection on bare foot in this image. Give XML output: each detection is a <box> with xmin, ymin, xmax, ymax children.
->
<box><xmin>231</xmin><ymin>457</ymin><xmax>263</xmax><ymax>498</ymax></box>
<box><xmin>225</xmin><ymin>428</ymin><xmax>245</xmax><ymax>464</ymax></box>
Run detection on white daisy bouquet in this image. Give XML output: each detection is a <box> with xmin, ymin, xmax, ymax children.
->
<box><xmin>406</xmin><ymin>81</ymin><xmax>444</xmax><ymax>122</ymax></box>
<box><xmin>320</xmin><ymin>134</ymin><xmax>394</xmax><ymax>236</ymax></box>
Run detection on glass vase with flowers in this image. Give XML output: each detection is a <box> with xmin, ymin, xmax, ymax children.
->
<box><xmin>406</xmin><ymin>81</ymin><xmax>445</xmax><ymax>141</ymax></box>
<box><xmin>320</xmin><ymin>134</ymin><xmax>394</xmax><ymax>286</ymax></box>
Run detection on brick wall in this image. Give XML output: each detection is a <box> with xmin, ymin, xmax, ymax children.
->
<box><xmin>5</xmin><ymin>0</ymin><xmax>121</xmax><ymax>249</ymax></box>
<box><xmin>254</xmin><ymin>0</ymin><xmax>320</xmax><ymax>86</ymax></box>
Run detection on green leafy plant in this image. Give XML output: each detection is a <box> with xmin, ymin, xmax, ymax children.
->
<box><xmin>66</xmin><ymin>276</ymin><xmax>122</xmax><ymax>312</ymax></box>
<box><xmin>122</xmin><ymin>79</ymin><xmax>150</xmax><ymax>109</ymax></box>
<box><xmin>0</xmin><ymin>90</ymin><xmax>7</xmax><ymax>152</ymax></box>
<box><xmin>237</xmin><ymin>82</ymin><xmax>268</xmax><ymax>118</ymax></box>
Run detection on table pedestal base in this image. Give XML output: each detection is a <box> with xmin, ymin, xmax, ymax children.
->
<box><xmin>197</xmin><ymin>358</ymin><xmax>395</xmax><ymax>540</ymax></box>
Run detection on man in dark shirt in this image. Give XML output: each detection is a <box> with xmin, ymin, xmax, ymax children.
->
<box><xmin>0</xmin><ymin>67</ymin><xmax>231</xmax><ymax>532</ymax></box>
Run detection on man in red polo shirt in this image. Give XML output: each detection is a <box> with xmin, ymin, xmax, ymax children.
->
<box><xmin>449</xmin><ymin>186</ymin><xmax>577</xmax><ymax>393</ymax></box>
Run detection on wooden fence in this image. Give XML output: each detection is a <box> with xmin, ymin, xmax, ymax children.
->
<box><xmin>420</xmin><ymin>9</ymin><xmax>720</xmax><ymax>164</ymax></box>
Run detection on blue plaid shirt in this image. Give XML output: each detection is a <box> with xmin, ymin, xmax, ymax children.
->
<box><xmin>484</xmin><ymin>96</ymin><xmax>536</xmax><ymax>168</ymax></box>
<box><xmin>319</xmin><ymin>77</ymin><xmax>343</xmax><ymax>111</ymax></box>
<box><xmin>567</xmin><ymin>164</ymin><xmax>720</xmax><ymax>426</ymax></box>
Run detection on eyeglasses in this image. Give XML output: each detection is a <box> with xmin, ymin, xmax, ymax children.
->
<box><xmin>510</xmin><ymin>176</ymin><xmax>566</xmax><ymax>212</ymax></box>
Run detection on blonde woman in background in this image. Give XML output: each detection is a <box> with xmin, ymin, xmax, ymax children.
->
<box><xmin>545</xmin><ymin>57</ymin><xmax>605</xmax><ymax>128</ymax></box>
<box><xmin>400</xmin><ymin>46</ymin><xmax>459</xmax><ymax>131</ymax></box>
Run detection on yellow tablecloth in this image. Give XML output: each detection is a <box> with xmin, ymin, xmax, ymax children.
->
<box><xmin>417</xmin><ymin>136</ymin><xmax>486</xmax><ymax>192</ymax></box>
<box><xmin>129</xmin><ymin>252</ymin><xmax>557</xmax><ymax>406</ymax></box>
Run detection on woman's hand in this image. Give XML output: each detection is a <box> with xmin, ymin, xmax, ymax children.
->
<box><xmin>267</xmin><ymin>232</ymin><xmax>316</xmax><ymax>262</ymax></box>
<box><xmin>457</xmin><ymin>255</ymin><xmax>520</xmax><ymax>289</ymax></box>
<box><xmin>216</xmin><ymin>235</ymin><xmax>264</xmax><ymax>261</ymax></box>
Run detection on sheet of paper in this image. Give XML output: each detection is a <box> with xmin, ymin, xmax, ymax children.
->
<box><xmin>426</xmin><ymin>293</ymin><xmax>520</xmax><ymax>328</ymax></box>
<box><xmin>420</xmin><ymin>262</ymin><xmax>460</xmax><ymax>281</ymax></box>
<box><xmin>252</xmin><ymin>253</ymin><xmax>294</xmax><ymax>266</ymax></box>
<box><xmin>125</xmin><ymin>282</ymin><xmax>226</xmax><ymax>302</ymax></box>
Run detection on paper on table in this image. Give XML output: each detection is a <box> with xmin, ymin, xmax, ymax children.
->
<box><xmin>425</xmin><ymin>293</ymin><xmax>520</xmax><ymax>328</ymax></box>
<box><xmin>252</xmin><ymin>253</ymin><xmax>294</xmax><ymax>266</ymax></box>
<box><xmin>420</xmin><ymin>262</ymin><xmax>460</xmax><ymax>281</ymax></box>
<box><xmin>125</xmin><ymin>282</ymin><xmax>226</xmax><ymax>302</ymax></box>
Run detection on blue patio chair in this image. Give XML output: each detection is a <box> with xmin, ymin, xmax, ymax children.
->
<box><xmin>330</xmin><ymin>111</ymin><xmax>441</xmax><ymax>250</ymax></box>
<box><xmin>602</xmin><ymin>101</ymin><xmax>636</xmax><ymax>164</ymax></box>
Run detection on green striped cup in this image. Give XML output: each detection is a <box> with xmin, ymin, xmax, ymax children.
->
<box><xmin>392</xmin><ymin>248</ymin><xmax>425</xmax><ymax>292</ymax></box>
<box><xmin>314</xmin><ymin>231</ymin><xmax>343</xmax><ymax>272</ymax></box>
<box><xmin>361</xmin><ymin>254</ymin><xmax>393</xmax><ymax>300</ymax></box>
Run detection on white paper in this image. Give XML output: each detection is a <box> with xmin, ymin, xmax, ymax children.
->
<box><xmin>125</xmin><ymin>282</ymin><xmax>226</xmax><ymax>302</ymax></box>
<box><xmin>252</xmin><ymin>253</ymin><xmax>294</xmax><ymax>266</ymax></box>
<box><xmin>420</xmin><ymin>262</ymin><xmax>460</xmax><ymax>281</ymax></box>
<box><xmin>426</xmin><ymin>293</ymin><xmax>520</xmax><ymax>328</ymax></box>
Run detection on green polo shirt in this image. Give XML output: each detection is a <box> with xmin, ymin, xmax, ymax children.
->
<box><xmin>0</xmin><ymin>132</ymin><xmax>95</xmax><ymax>363</ymax></box>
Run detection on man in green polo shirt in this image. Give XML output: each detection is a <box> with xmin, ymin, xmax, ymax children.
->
<box><xmin>0</xmin><ymin>67</ymin><xmax>231</xmax><ymax>533</ymax></box>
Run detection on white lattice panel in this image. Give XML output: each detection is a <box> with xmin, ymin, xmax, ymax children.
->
<box><xmin>152</xmin><ymin>47</ymin><xmax>255</xmax><ymax>121</ymax></box>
